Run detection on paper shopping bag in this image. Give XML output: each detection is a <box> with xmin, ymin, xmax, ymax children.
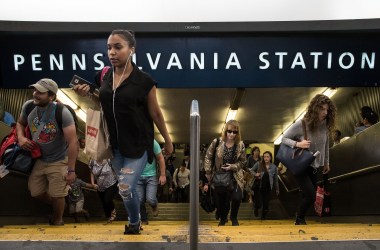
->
<box><xmin>84</xmin><ymin>108</ymin><xmax>113</xmax><ymax>161</ymax></box>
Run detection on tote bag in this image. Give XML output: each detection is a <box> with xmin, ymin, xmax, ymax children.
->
<box><xmin>275</xmin><ymin>120</ymin><xmax>315</xmax><ymax>175</ymax></box>
<box><xmin>84</xmin><ymin>108</ymin><xmax>113</xmax><ymax>161</ymax></box>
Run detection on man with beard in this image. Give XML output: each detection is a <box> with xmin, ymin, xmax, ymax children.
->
<box><xmin>16</xmin><ymin>78</ymin><xmax>79</xmax><ymax>225</ymax></box>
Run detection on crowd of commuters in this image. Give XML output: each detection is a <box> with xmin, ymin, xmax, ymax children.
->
<box><xmin>2</xmin><ymin>28</ymin><xmax>379</xmax><ymax>235</ymax></box>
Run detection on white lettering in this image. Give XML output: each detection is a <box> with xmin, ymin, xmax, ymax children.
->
<box><xmin>214</xmin><ymin>53</ymin><xmax>218</xmax><ymax>69</ymax></box>
<box><xmin>13</xmin><ymin>55</ymin><xmax>25</xmax><ymax>71</ymax></box>
<box><xmin>167</xmin><ymin>53</ymin><xmax>182</xmax><ymax>69</ymax></box>
<box><xmin>49</xmin><ymin>54</ymin><xmax>63</xmax><ymax>70</ymax></box>
<box><xmin>327</xmin><ymin>52</ymin><xmax>332</xmax><ymax>69</ymax></box>
<box><xmin>259</xmin><ymin>52</ymin><xmax>270</xmax><ymax>69</ymax></box>
<box><xmin>94</xmin><ymin>53</ymin><xmax>105</xmax><ymax>70</ymax></box>
<box><xmin>147</xmin><ymin>53</ymin><xmax>161</xmax><ymax>70</ymax></box>
<box><xmin>226</xmin><ymin>53</ymin><xmax>241</xmax><ymax>69</ymax></box>
<box><xmin>190</xmin><ymin>53</ymin><xmax>204</xmax><ymax>69</ymax></box>
<box><xmin>291</xmin><ymin>52</ymin><xmax>306</xmax><ymax>69</ymax></box>
<box><xmin>72</xmin><ymin>54</ymin><xmax>86</xmax><ymax>70</ymax></box>
<box><xmin>31</xmin><ymin>54</ymin><xmax>42</xmax><ymax>71</ymax></box>
<box><xmin>310</xmin><ymin>52</ymin><xmax>323</xmax><ymax>69</ymax></box>
<box><xmin>361</xmin><ymin>52</ymin><xmax>375</xmax><ymax>69</ymax></box>
<box><xmin>339</xmin><ymin>52</ymin><xmax>354</xmax><ymax>69</ymax></box>
<box><xmin>275</xmin><ymin>52</ymin><xmax>288</xmax><ymax>69</ymax></box>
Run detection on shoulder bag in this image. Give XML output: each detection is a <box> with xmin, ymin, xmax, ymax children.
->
<box><xmin>211</xmin><ymin>140</ymin><xmax>235</xmax><ymax>190</ymax></box>
<box><xmin>1</xmin><ymin>104</ymin><xmax>54</xmax><ymax>175</ymax></box>
<box><xmin>275</xmin><ymin>119</ymin><xmax>316</xmax><ymax>175</ymax></box>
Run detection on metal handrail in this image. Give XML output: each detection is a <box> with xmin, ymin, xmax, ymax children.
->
<box><xmin>189</xmin><ymin>100</ymin><xmax>200</xmax><ymax>250</ymax></box>
<box><xmin>279</xmin><ymin>164</ymin><xmax>380</xmax><ymax>193</ymax></box>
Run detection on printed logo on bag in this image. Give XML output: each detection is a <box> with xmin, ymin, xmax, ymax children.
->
<box><xmin>87</xmin><ymin>126</ymin><xmax>98</xmax><ymax>138</ymax></box>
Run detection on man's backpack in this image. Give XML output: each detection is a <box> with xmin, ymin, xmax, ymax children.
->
<box><xmin>25</xmin><ymin>101</ymin><xmax>78</xmax><ymax>132</ymax></box>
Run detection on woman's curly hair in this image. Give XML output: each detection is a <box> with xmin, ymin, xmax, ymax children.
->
<box><xmin>304</xmin><ymin>94</ymin><xmax>337</xmax><ymax>134</ymax></box>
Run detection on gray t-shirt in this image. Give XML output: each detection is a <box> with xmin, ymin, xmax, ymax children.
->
<box><xmin>21</xmin><ymin>100</ymin><xmax>74</xmax><ymax>163</ymax></box>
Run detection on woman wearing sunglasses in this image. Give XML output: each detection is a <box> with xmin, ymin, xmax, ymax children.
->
<box><xmin>203</xmin><ymin>120</ymin><xmax>247</xmax><ymax>226</ymax></box>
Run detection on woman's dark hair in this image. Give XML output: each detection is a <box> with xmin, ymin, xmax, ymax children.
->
<box><xmin>360</xmin><ymin>106</ymin><xmax>372</xmax><ymax>118</ymax></box>
<box><xmin>110</xmin><ymin>29</ymin><xmax>136</xmax><ymax>48</ymax></box>
<box><xmin>252</xmin><ymin>146</ymin><xmax>260</xmax><ymax>153</ymax></box>
<box><xmin>304</xmin><ymin>94</ymin><xmax>337</xmax><ymax>134</ymax></box>
<box><xmin>258</xmin><ymin>151</ymin><xmax>273</xmax><ymax>173</ymax></box>
<box><xmin>363</xmin><ymin>109</ymin><xmax>379</xmax><ymax>125</ymax></box>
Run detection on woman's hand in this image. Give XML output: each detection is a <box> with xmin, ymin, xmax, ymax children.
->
<box><xmin>221</xmin><ymin>163</ymin><xmax>231</xmax><ymax>171</ymax></box>
<box><xmin>297</xmin><ymin>139</ymin><xmax>311</xmax><ymax>149</ymax></box>
<box><xmin>72</xmin><ymin>84</ymin><xmax>91</xmax><ymax>97</ymax></box>
<box><xmin>322</xmin><ymin>165</ymin><xmax>330</xmax><ymax>174</ymax></box>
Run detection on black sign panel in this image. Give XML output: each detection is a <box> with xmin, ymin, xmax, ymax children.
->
<box><xmin>0</xmin><ymin>33</ymin><xmax>379</xmax><ymax>88</ymax></box>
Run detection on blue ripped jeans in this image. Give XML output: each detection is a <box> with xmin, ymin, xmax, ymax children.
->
<box><xmin>136</xmin><ymin>175</ymin><xmax>158</xmax><ymax>222</ymax></box>
<box><xmin>111</xmin><ymin>150</ymin><xmax>147</xmax><ymax>225</ymax></box>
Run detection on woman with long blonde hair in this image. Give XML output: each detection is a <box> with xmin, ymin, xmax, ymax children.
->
<box><xmin>203</xmin><ymin>120</ymin><xmax>247</xmax><ymax>226</ymax></box>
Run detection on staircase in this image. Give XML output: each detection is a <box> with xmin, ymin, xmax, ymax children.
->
<box><xmin>113</xmin><ymin>198</ymin><xmax>289</xmax><ymax>221</ymax></box>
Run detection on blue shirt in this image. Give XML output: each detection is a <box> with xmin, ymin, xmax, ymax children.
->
<box><xmin>141</xmin><ymin>140</ymin><xmax>161</xmax><ymax>177</ymax></box>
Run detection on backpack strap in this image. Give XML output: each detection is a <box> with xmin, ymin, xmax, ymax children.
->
<box><xmin>55</xmin><ymin>102</ymin><xmax>64</xmax><ymax>131</ymax></box>
<box><xmin>100</xmin><ymin>66</ymin><xmax>111</xmax><ymax>84</ymax></box>
<box><xmin>25</xmin><ymin>101</ymin><xmax>36</xmax><ymax>118</ymax></box>
<box><xmin>55</xmin><ymin>102</ymin><xmax>78</xmax><ymax>132</ymax></box>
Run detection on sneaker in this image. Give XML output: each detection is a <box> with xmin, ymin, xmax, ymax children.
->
<box><xmin>295</xmin><ymin>217</ymin><xmax>307</xmax><ymax>225</ymax></box>
<box><xmin>124</xmin><ymin>221</ymin><xmax>142</xmax><ymax>235</ymax></box>
<box><xmin>231</xmin><ymin>218</ymin><xmax>239</xmax><ymax>226</ymax></box>
<box><xmin>151</xmin><ymin>205</ymin><xmax>159</xmax><ymax>217</ymax></box>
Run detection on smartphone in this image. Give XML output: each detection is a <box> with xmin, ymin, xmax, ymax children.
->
<box><xmin>69</xmin><ymin>75</ymin><xmax>97</xmax><ymax>93</ymax></box>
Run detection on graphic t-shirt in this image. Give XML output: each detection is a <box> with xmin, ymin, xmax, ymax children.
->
<box><xmin>21</xmin><ymin>100</ymin><xmax>74</xmax><ymax>163</ymax></box>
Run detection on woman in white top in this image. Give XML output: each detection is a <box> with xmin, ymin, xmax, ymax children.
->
<box><xmin>89</xmin><ymin>159</ymin><xmax>118</xmax><ymax>223</ymax></box>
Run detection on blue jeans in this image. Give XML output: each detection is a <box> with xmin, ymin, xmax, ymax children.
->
<box><xmin>136</xmin><ymin>175</ymin><xmax>158</xmax><ymax>222</ymax></box>
<box><xmin>111</xmin><ymin>150</ymin><xmax>147</xmax><ymax>225</ymax></box>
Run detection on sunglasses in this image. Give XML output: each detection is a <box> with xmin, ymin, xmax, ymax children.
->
<box><xmin>227</xmin><ymin>130</ymin><xmax>239</xmax><ymax>134</ymax></box>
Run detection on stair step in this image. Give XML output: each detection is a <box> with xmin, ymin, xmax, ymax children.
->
<box><xmin>113</xmin><ymin>199</ymin><xmax>289</xmax><ymax>221</ymax></box>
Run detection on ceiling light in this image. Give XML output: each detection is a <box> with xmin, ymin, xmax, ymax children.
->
<box><xmin>225</xmin><ymin>108</ymin><xmax>237</xmax><ymax>123</ymax></box>
<box><xmin>75</xmin><ymin>108</ymin><xmax>87</xmax><ymax>122</ymax></box>
<box><xmin>57</xmin><ymin>89</ymin><xmax>87</xmax><ymax>122</ymax></box>
<box><xmin>57</xmin><ymin>90</ymin><xmax>78</xmax><ymax>110</ymax></box>
<box><xmin>323</xmin><ymin>87</ymin><xmax>338</xmax><ymax>98</ymax></box>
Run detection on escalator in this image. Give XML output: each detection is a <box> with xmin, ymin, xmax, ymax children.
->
<box><xmin>277</xmin><ymin>122</ymin><xmax>380</xmax><ymax>217</ymax></box>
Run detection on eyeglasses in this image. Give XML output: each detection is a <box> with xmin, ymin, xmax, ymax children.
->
<box><xmin>227</xmin><ymin>130</ymin><xmax>238</xmax><ymax>134</ymax></box>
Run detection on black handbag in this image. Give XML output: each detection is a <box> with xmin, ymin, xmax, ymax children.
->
<box><xmin>275</xmin><ymin>120</ymin><xmax>316</xmax><ymax>175</ymax></box>
<box><xmin>212</xmin><ymin>170</ymin><xmax>234</xmax><ymax>190</ymax></box>
<box><xmin>200</xmin><ymin>190</ymin><xmax>215</xmax><ymax>213</ymax></box>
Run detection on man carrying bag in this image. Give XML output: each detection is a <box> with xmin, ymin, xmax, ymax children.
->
<box><xmin>16</xmin><ymin>78</ymin><xmax>79</xmax><ymax>226</ymax></box>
